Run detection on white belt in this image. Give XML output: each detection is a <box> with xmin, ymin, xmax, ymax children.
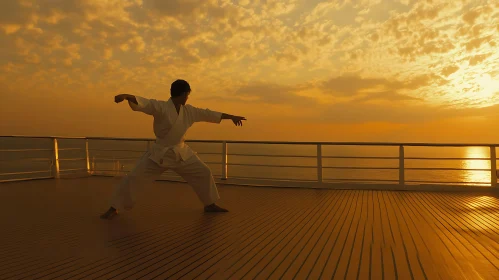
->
<box><xmin>149</xmin><ymin>142</ymin><xmax>183</xmax><ymax>165</ymax></box>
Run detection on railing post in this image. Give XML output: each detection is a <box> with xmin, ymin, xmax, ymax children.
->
<box><xmin>490</xmin><ymin>145</ymin><xmax>497</xmax><ymax>188</ymax></box>
<box><xmin>113</xmin><ymin>156</ymin><xmax>117</xmax><ymax>176</ymax></box>
<box><xmin>399</xmin><ymin>145</ymin><xmax>405</xmax><ymax>186</ymax></box>
<box><xmin>117</xmin><ymin>160</ymin><xmax>122</xmax><ymax>176</ymax></box>
<box><xmin>221</xmin><ymin>141</ymin><xmax>228</xmax><ymax>180</ymax></box>
<box><xmin>52</xmin><ymin>138</ymin><xmax>60</xmax><ymax>179</ymax></box>
<box><xmin>85</xmin><ymin>139</ymin><xmax>91</xmax><ymax>175</ymax></box>
<box><xmin>317</xmin><ymin>144</ymin><xmax>323</xmax><ymax>183</ymax></box>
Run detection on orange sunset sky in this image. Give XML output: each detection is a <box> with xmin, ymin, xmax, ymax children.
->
<box><xmin>1</xmin><ymin>0</ymin><xmax>499</xmax><ymax>143</ymax></box>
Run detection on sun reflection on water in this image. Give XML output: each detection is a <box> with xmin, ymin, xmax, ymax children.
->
<box><xmin>462</xmin><ymin>147</ymin><xmax>491</xmax><ymax>186</ymax></box>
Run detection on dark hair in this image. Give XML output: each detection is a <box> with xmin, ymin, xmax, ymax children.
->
<box><xmin>170</xmin><ymin>79</ymin><xmax>191</xmax><ymax>97</ymax></box>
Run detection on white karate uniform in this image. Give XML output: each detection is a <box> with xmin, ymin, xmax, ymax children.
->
<box><xmin>109</xmin><ymin>96</ymin><xmax>223</xmax><ymax>211</ymax></box>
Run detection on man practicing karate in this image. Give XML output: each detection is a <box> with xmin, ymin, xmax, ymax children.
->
<box><xmin>100</xmin><ymin>79</ymin><xmax>246</xmax><ymax>219</ymax></box>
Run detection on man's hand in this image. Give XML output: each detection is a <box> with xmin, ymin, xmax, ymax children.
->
<box><xmin>221</xmin><ymin>113</ymin><xmax>246</xmax><ymax>126</ymax></box>
<box><xmin>114</xmin><ymin>94</ymin><xmax>138</xmax><ymax>105</ymax></box>
<box><xmin>231</xmin><ymin>116</ymin><xmax>246</xmax><ymax>126</ymax></box>
<box><xmin>115</xmin><ymin>94</ymin><xmax>127</xmax><ymax>103</ymax></box>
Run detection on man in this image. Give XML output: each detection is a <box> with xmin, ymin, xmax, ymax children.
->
<box><xmin>100</xmin><ymin>79</ymin><xmax>246</xmax><ymax>219</ymax></box>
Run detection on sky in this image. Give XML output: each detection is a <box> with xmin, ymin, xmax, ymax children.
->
<box><xmin>1</xmin><ymin>0</ymin><xmax>499</xmax><ymax>143</ymax></box>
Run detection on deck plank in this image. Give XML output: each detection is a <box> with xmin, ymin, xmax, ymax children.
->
<box><xmin>356</xmin><ymin>191</ymin><xmax>373</xmax><ymax>280</ymax></box>
<box><xmin>184</xmin><ymin>190</ymin><xmax>315</xmax><ymax>280</ymax></box>
<box><xmin>246</xmin><ymin>190</ymin><xmax>345</xmax><ymax>280</ymax></box>
<box><xmin>314</xmin><ymin>190</ymin><xmax>361</xmax><ymax>279</ymax></box>
<box><xmin>129</xmin><ymin>191</ymin><xmax>306</xmax><ymax>279</ymax></box>
<box><xmin>230</xmin><ymin>190</ymin><xmax>343</xmax><ymax>280</ymax></box>
<box><xmin>0</xmin><ymin>177</ymin><xmax>497</xmax><ymax>280</ymax></box>
<box><xmin>233</xmin><ymin>191</ymin><xmax>332</xmax><ymax>280</ymax></box>
<box><xmin>388</xmin><ymin>192</ymin><xmax>439</xmax><ymax>280</ymax></box>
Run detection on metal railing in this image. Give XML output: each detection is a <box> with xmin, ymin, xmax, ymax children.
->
<box><xmin>1</xmin><ymin>135</ymin><xmax>498</xmax><ymax>189</ymax></box>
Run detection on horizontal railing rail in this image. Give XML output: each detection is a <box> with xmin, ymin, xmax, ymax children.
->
<box><xmin>91</xmin><ymin>158</ymin><xmax>139</xmax><ymax>161</ymax></box>
<box><xmin>1</xmin><ymin>135</ymin><xmax>498</xmax><ymax>188</ymax></box>
<box><xmin>0</xmin><ymin>148</ymin><xmax>53</xmax><ymax>152</ymax></box>
<box><xmin>227</xmin><ymin>163</ymin><xmax>316</xmax><ymax>168</ymax></box>
<box><xmin>322</xmin><ymin>166</ymin><xmax>399</xmax><ymax>170</ymax></box>
<box><xmin>0</xmin><ymin>170</ymin><xmax>52</xmax><ymax>176</ymax></box>
<box><xmin>59</xmin><ymin>158</ymin><xmax>87</xmax><ymax>161</ymax></box>
<box><xmin>3</xmin><ymin>134</ymin><xmax>499</xmax><ymax>146</ymax></box>
<box><xmin>0</xmin><ymin>158</ymin><xmax>51</xmax><ymax>162</ymax></box>
<box><xmin>230</xmin><ymin>153</ymin><xmax>316</xmax><ymax>158</ymax></box>
<box><xmin>322</xmin><ymin>156</ymin><xmax>399</xmax><ymax>159</ymax></box>
<box><xmin>60</xmin><ymin>168</ymin><xmax>87</xmax><ymax>172</ymax></box>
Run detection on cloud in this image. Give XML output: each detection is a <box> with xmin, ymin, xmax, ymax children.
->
<box><xmin>352</xmin><ymin>91</ymin><xmax>421</xmax><ymax>102</ymax></box>
<box><xmin>141</xmin><ymin>0</ymin><xmax>246</xmax><ymax>27</ymax></box>
<box><xmin>321</xmin><ymin>75</ymin><xmax>388</xmax><ymax>96</ymax></box>
<box><xmin>468</xmin><ymin>53</ymin><xmax>492</xmax><ymax>66</ymax></box>
<box><xmin>464</xmin><ymin>35</ymin><xmax>493</xmax><ymax>52</ymax></box>
<box><xmin>303</xmin><ymin>1</ymin><xmax>347</xmax><ymax>24</ymax></box>
<box><xmin>200</xmin><ymin>73</ymin><xmax>433</xmax><ymax>110</ymax></box>
<box><xmin>198</xmin><ymin>77</ymin><xmax>499</xmax><ymax>126</ymax></box>
<box><xmin>142</xmin><ymin>0</ymin><xmax>201</xmax><ymax>18</ymax></box>
<box><xmin>0</xmin><ymin>1</ymin><xmax>34</xmax><ymax>26</ymax></box>
<box><xmin>462</xmin><ymin>4</ymin><xmax>494</xmax><ymax>25</ymax></box>
<box><xmin>261</xmin><ymin>0</ymin><xmax>298</xmax><ymax>17</ymax></box>
<box><xmin>462</xmin><ymin>8</ymin><xmax>480</xmax><ymax>25</ymax></box>
<box><xmin>199</xmin><ymin>83</ymin><xmax>318</xmax><ymax>107</ymax></box>
<box><xmin>319</xmin><ymin>74</ymin><xmax>444</xmax><ymax>100</ymax></box>
<box><xmin>310</xmin><ymin>98</ymin><xmax>499</xmax><ymax>125</ymax></box>
<box><xmin>1</xmin><ymin>0</ymin><xmax>499</xmax><ymax>137</ymax></box>
<box><xmin>441</xmin><ymin>65</ymin><xmax>459</xmax><ymax>76</ymax></box>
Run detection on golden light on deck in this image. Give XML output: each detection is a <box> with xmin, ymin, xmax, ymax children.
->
<box><xmin>463</xmin><ymin>196</ymin><xmax>498</xmax><ymax>231</ymax></box>
<box><xmin>465</xmin><ymin>195</ymin><xmax>497</xmax><ymax>210</ymax></box>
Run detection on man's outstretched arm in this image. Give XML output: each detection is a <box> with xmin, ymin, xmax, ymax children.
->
<box><xmin>114</xmin><ymin>94</ymin><xmax>162</xmax><ymax>116</ymax></box>
<box><xmin>186</xmin><ymin>105</ymin><xmax>246</xmax><ymax>126</ymax></box>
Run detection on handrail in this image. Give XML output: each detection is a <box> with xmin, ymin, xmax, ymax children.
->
<box><xmin>0</xmin><ymin>170</ymin><xmax>51</xmax><ymax>176</ymax></box>
<box><xmin>322</xmin><ymin>166</ymin><xmax>399</xmax><ymax>170</ymax></box>
<box><xmin>227</xmin><ymin>163</ymin><xmax>316</xmax><ymax>168</ymax></box>
<box><xmin>405</xmin><ymin>167</ymin><xmax>491</xmax><ymax>171</ymax></box>
<box><xmin>405</xmin><ymin>157</ymin><xmax>490</xmax><ymax>160</ymax></box>
<box><xmin>229</xmin><ymin>153</ymin><xmax>316</xmax><ymax>158</ymax></box>
<box><xmin>1</xmin><ymin>135</ymin><xmax>498</xmax><ymax>188</ymax></box>
<box><xmin>0</xmin><ymin>158</ymin><xmax>51</xmax><ymax>162</ymax></box>
<box><xmin>325</xmin><ymin>178</ymin><xmax>399</xmax><ymax>182</ymax></box>
<box><xmin>58</xmin><ymin>158</ymin><xmax>87</xmax><ymax>162</ymax></box>
<box><xmin>90</xmin><ymin>149</ymin><xmax>147</xmax><ymax>152</ymax></box>
<box><xmin>60</xmin><ymin>168</ymin><xmax>87</xmax><ymax>172</ymax></box>
<box><xmin>323</xmin><ymin>156</ymin><xmax>399</xmax><ymax>159</ymax></box>
<box><xmin>2</xmin><ymin>135</ymin><xmax>499</xmax><ymax>147</ymax></box>
<box><xmin>405</xmin><ymin>180</ymin><xmax>491</xmax><ymax>185</ymax></box>
<box><xmin>0</xmin><ymin>149</ymin><xmax>53</xmax><ymax>152</ymax></box>
<box><xmin>89</xmin><ymin>157</ymin><xmax>139</xmax><ymax>161</ymax></box>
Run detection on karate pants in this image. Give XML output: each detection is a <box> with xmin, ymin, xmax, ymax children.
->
<box><xmin>109</xmin><ymin>150</ymin><xmax>220</xmax><ymax>211</ymax></box>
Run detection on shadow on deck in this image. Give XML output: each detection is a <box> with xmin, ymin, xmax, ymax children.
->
<box><xmin>0</xmin><ymin>177</ymin><xmax>498</xmax><ymax>280</ymax></box>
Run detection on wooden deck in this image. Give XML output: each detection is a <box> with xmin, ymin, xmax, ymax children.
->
<box><xmin>0</xmin><ymin>177</ymin><xmax>498</xmax><ymax>280</ymax></box>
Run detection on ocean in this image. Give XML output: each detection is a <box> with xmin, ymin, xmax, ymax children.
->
<box><xmin>0</xmin><ymin>137</ymin><xmax>496</xmax><ymax>186</ymax></box>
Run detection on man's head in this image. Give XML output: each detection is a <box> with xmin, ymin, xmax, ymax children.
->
<box><xmin>170</xmin><ymin>79</ymin><xmax>191</xmax><ymax>104</ymax></box>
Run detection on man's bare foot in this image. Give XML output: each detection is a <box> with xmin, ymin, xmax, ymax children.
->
<box><xmin>100</xmin><ymin>207</ymin><xmax>118</xmax><ymax>220</ymax></box>
<box><xmin>204</xmin><ymin>203</ymin><xmax>229</xmax><ymax>213</ymax></box>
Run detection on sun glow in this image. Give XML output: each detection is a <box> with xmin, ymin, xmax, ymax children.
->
<box><xmin>477</xmin><ymin>73</ymin><xmax>499</xmax><ymax>99</ymax></box>
<box><xmin>449</xmin><ymin>69</ymin><xmax>499</xmax><ymax>107</ymax></box>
